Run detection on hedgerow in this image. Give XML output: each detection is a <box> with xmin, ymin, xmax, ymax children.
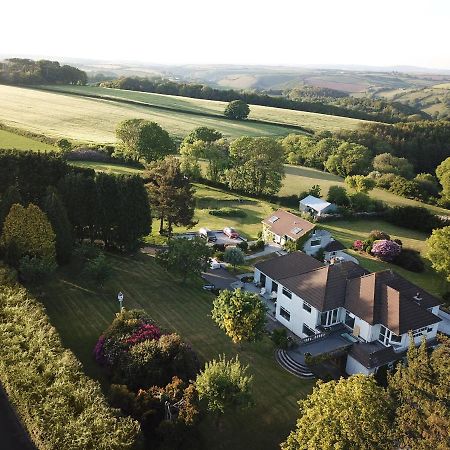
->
<box><xmin>0</xmin><ymin>285</ymin><xmax>140</xmax><ymax>450</ymax></box>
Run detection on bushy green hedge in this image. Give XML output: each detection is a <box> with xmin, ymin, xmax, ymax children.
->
<box><xmin>208</xmin><ymin>207</ymin><xmax>247</xmax><ymax>218</ymax></box>
<box><xmin>0</xmin><ymin>285</ymin><xmax>139</xmax><ymax>450</ymax></box>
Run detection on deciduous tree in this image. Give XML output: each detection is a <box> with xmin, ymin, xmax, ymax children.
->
<box><xmin>282</xmin><ymin>375</ymin><xmax>394</xmax><ymax>450</ymax></box>
<box><xmin>325</xmin><ymin>142</ymin><xmax>372</xmax><ymax>177</ymax></box>
<box><xmin>116</xmin><ymin>119</ymin><xmax>174</xmax><ymax>163</ymax></box>
<box><xmin>436</xmin><ymin>156</ymin><xmax>450</xmax><ymax>200</ymax></box>
<box><xmin>426</xmin><ymin>226</ymin><xmax>450</xmax><ymax>281</ymax></box>
<box><xmin>223</xmin><ymin>247</ymin><xmax>245</xmax><ymax>272</ymax></box>
<box><xmin>211</xmin><ymin>289</ymin><xmax>266</xmax><ymax>345</ymax></box>
<box><xmin>225</xmin><ymin>137</ymin><xmax>284</xmax><ymax>196</ymax></box>
<box><xmin>345</xmin><ymin>175</ymin><xmax>376</xmax><ymax>193</ymax></box>
<box><xmin>195</xmin><ymin>355</ymin><xmax>253</xmax><ymax>418</ymax></box>
<box><xmin>157</xmin><ymin>237</ymin><xmax>211</xmax><ymax>283</ymax></box>
<box><xmin>224</xmin><ymin>100</ymin><xmax>250</xmax><ymax>120</ymax></box>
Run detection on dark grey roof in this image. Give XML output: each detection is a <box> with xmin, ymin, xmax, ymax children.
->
<box><xmin>349</xmin><ymin>337</ymin><xmax>439</xmax><ymax>369</ymax></box>
<box><xmin>324</xmin><ymin>240</ymin><xmax>346</xmax><ymax>252</ymax></box>
<box><xmin>280</xmin><ymin>262</ymin><xmax>369</xmax><ymax>312</ymax></box>
<box><xmin>345</xmin><ymin>271</ymin><xmax>441</xmax><ymax>334</ymax></box>
<box><xmin>255</xmin><ymin>251</ymin><xmax>323</xmax><ymax>281</ymax></box>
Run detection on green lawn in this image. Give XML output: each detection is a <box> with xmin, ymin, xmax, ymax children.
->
<box><xmin>42</xmin><ymin>254</ymin><xmax>312</xmax><ymax>450</ymax></box>
<box><xmin>70</xmin><ymin>161</ymin><xmax>143</xmax><ymax>175</ymax></box>
<box><xmin>320</xmin><ymin>219</ymin><xmax>448</xmax><ymax>298</ymax></box>
<box><xmin>0</xmin><ymin>129</ymin><xmax>57</xmax><ymax>151</ymax></box>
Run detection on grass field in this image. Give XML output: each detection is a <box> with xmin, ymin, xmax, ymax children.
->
<box><xmin>40</xmin><ymin>84</ymin><xmax>370</xmax><ymax>133</ymax></box>
<box><xmin>0</xmin><ymin>129</ymin><xmax>56</xmax><ymax>151</ymax></box>
<box><xmin>41</xmin><ymin>253</ymin><xmax>312</xmax><ymax>450</ymax></box>
<box><xmin>0</xmin><ymin>85</ymin><xmax>300</xmax><ymax>143</ymax></box>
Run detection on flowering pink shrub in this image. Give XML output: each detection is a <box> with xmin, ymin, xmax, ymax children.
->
<box><xmin>371</xmin><ymin>239</ymin><xmax>401</xmax><ymax>261</ymax></box>
<box><xmin>93</xmin><ymin>335</ymin><xmax>106</xmax><ymax>365</ymax></box>
<box><xmin>353</xmin><ymin>240</ymin><xmax>364</xmax><ymax>251</ymax></box>
<box><xmin>125</xmin><ymin>324</ymin><xmax>161</xmax><ymax>346</ymax></box>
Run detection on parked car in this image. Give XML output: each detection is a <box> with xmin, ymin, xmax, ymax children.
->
<box><xmin>223</xmin><ymin>227</ymin><xmax>239</xmax><ymax>239</ymax></box>
<box><xmin>199</xmin><ymin>227</ymin><xmax>217</xmax><ymax>242</ymax></box>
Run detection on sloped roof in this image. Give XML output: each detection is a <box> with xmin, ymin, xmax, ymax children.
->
<box><xmin>280</xmin><ymin>261</ymin><xmax>369</xmax><ymax>311</ymax></box>
<box><xmin>300</xmin><ymin>195</ymin><xmax>332</xmax><ymax>212</ymax></box>
<box><xmin>345</xmin><ymin>271</ymin><xmax>441</xmax><ymax>334</ymax></box>
<box><xmin>262</xmin><ymin>209</ymin><xmax>315</xmax><ymax>240</ymax></box>
<box><xmin>324</xmin><ymin>239</ymin><xmax>346</xmax><ymax>252</ymax></box>
<box><xmin>255</xmin><ymin>251</ymin><xmax>323</xmax><ymax>281</ymax></box>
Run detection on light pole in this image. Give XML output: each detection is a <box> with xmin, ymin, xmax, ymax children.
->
<box><xmin>117</xmin><ymin>292</ymin><xmax>124</xmax><ymax>312</ymax></box>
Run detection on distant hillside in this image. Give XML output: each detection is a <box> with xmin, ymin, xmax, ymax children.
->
<box><xmin>375</xmin><ymin>84</ymin><xmax>450</xmax><ymax>119</ymax></box>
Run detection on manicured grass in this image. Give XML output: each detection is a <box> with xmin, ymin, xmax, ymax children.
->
<box><xmin>320</xmin><ymin>219</ymin><xmax>448</xmax><ymax>298</ymax></box>
<box><xmin>42</xmin><ymin>253</ymin><xmax>312</xmax><ymax>450</ymax></box>
<box><xmin>0</xmin><ymin>85</ymin><xmax>305</xmax><ymax>143</ymax></box>
<box><xmin>40</xmin><ymin>84</ymin><xmax>369</xmax><ymax>133</ymax></box>
<box><xmin>0</xmin><ymin>129</ymin><xmax>57</xmax><ymax>151</ymax></box>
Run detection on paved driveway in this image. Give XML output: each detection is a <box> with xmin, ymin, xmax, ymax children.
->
<box><xmin>0</xmin><ymin>386</ymin><xmax>35</xmax><ymax>450</ymax></box>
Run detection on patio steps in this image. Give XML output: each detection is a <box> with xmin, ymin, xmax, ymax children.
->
<box><xmin>275</xmin><ymin>350</ymin><xmax>315</xmax><ymax>379</ymax></box>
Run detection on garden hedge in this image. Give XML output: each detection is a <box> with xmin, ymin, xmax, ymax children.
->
<box><xmin>0</xmin><ymin>285</ymin><xmax>139</xmax><ymax>450</ymax></box>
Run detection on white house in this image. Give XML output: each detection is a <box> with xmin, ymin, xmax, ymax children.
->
<box><xmin>261</xmin><ymin>209</ymin><xmax>315</xmax><ymax>247</ymax></box>
<box><xmin>299</xmin><ymin>195</ymin><xmax>337</xmax><ymax>217</ymax></box>
<box><xmin>261</xmin><ymin>209</ymin><xmax>357</xmax><ymax>263</ymax></box>
<box><xmin>254</xmin><ymin>252</ymin><xmax>441</xmax><ymax>375</ymax></box>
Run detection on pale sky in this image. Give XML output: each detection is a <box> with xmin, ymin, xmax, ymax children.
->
<box><xmin>2</xmin><ymin>0</ymin><xmax>449</xmax><ymax>69</ymax></box>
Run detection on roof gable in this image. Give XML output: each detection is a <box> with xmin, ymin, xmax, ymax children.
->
<box><xmin>262</xmin><ymin>209</ymin><xmax>315</xmax><ymax>240</ymax></box>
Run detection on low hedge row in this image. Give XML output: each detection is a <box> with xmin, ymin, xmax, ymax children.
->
<box><xmin>0</xmin><ymin>285</ymin><xmax>139</xmax><ymax>450</ymax></box>
<box><xmin>208</xmin><ymin>207</ymin><xmax>247</xmax><ymax>218</ymax></box>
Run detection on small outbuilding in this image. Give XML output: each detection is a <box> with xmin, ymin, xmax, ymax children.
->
<box><xmin>299</xmin><ymin>195</ymin><xmax>337</xmax><ymax>217</ymax></box>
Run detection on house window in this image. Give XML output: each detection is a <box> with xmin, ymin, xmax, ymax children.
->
<box><xmin>390</xmin><ymin>333</ymin><xmax>402</xmax><ymax>344</ymax></box>
<box><xmin>344</xmin><ymin>311</ymin><xmax>355</xmax><ymax>329</ymax></box>
<box><xmin>302</xmin><ymin>324</ymin><xmax>315</xmax><ymax>337</ymax></box>
<box><xmin>321</xmin><ymin>308</ymin><xmax>340</xmax><ymax>327</ymax></box>
<box><xmin>271</xmin><ymin>281</ymin><xmax>278</xmax><ymax>293</ymax></box>
<box><xmin>282</xmin><ymin>287</ymin><xmax>292</xmax><ymax>299</ymax></box>
<box><xmin>279</xmin><ymin>306</ymin><xmax>291</xmax><ymax>321</ymax></box>
<box><xmin>310</xmin><ymin>239</ymin><xmax>321</xmax><ymax>247</ymax></box>
<box><xmin>303</xmin><ymin>301</ymin><xmax>312</xmax><ymax>313</ymax></box>
<box><xmin>379</xmin><ymin>325</ymin><xmax>390</xmax><ymax>346</ymax></box>
<box><xmin>427</xmin><ymin>326</ymin><xmax>433</xmax><ymax>333</ymax></box>
<box><xmin>412</xmin><ymin>327</ymin><xmax>428</xmax><ymax>337</ymax></box>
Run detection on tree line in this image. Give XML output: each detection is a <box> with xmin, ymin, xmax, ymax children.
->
<box><xmin>0</xmin><ymin>58</ymin><xmax>87</xmax><ymax>85</ymax></box>
<box><xmin>99</xmin><ymin>76</ymin><xmax>404</xmax><ymax>123</ymax></box>
<box><xmin>0</xmin><ymin>150</ymin><xmax>150</xmax><ymax>283</ymax></box>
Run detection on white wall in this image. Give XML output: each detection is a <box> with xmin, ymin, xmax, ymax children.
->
<box><xmin>345</xmin><ymin>355</ymin><xmax>375</xmax><ymax>376</ymax></box>
<box><xmin>275</xmin><ymin>288</ymin><xmax>320</xmax><ymax>338</ymax></box>
<box><xmin>303</xmin><ymin>230</ymin><xmax>333</xmax><ymax>256</ymax></box>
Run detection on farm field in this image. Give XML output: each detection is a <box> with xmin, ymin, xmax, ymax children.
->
<box><xmin>42</xmin><ymin>253</ymin><xmax>312</xmax><ymax>450</ymax></box>
<box><xmin>39</xmin><ymin>84</ymin><xmax>369</xmax><ymax>132</ymax></box>
<box><xmin>0</xmin><ymin>85</ymin><xmax>299</xmax><ymax>143</ymax></box>
<box><xmin>0</xmin><ymin>129</ymin><xmax>56</xmax><ymax>151</ymax></box>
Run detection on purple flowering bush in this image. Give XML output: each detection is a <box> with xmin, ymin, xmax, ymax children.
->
<box><xmin>93</xmin><ymin>309</ymin><xmax>161</xmax><ymax>367</ymax></box>
<box><xmin>371</xmin><ymin>239</ymin><xmax>402</xmax><ymax>261</ymax></box>
<box><xmin>94</xmin><ymin>309</ymin><xmax>199</xmax><ymax>389</ymax></box>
